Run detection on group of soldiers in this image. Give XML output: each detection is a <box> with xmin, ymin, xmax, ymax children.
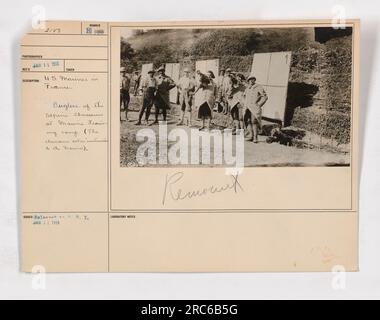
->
<box><xmin>120</xmin><ymin>64</ymin><xmax>268</xmax><ymax>143</ymax></box>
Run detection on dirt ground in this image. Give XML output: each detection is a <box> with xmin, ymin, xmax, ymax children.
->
<box><xmin>120</xmin><ymin>95</ymin><xmax>350</xmax><ymax>167</ymax></box>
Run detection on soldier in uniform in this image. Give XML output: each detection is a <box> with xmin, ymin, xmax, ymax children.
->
<box><xmin>151</xmin><ymin>66</ymin><xmax>176</xmax><ymax>125</ymax></box>
<box><xmin>177</xmin><ymin>68</ymin><xmax>196</xmax><ymax>126</ymax></box>
<box><xmin>243</xmin><ymin>75</ymin><xmax>268</xmax><ymax>143</ymax></box>
<box><xmin>222</xmin><ymin>68</ymin><xmax>233</xmax><ymax>115</ymax></box>
<box><xmin>215</xmin><ymin>67</ymin><xmax>225</xmax><ymax>112</ymax></box>
<box><xmin>120</xmin><ymin>67</ymin><xmax>131</xmax><ymax>121</ymax></box>
<box><xmin>132</xmin><ymin>71</ymin><xmax>141</xmax><ymax>96</ymax></box>
<box><xmin>228</xmin><ymin>73</ymin><xmax>246</xmax><ymax>135</ymax></box>
<box><xmin>136</xmin><ymin>70</ymin><xmax>156</xmax><ymax>125</ymax></box>
<box><xmin>207</xmin><ymin>70</ymin><xmax>218</xmax><ymax>115</ymax></box>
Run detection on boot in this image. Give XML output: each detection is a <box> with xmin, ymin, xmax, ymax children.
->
<box><xmin>253</xmin><ymin>123</ymin><xmax>259</xmax><ymax>143</ymax></box>
<box><xmin>232</xmin><ymin>120</ymin><xmax>239</xmax><ymax>135</ymax></box>
<box><xmin>245</xmin><ymin>123</ymin><xmax>253</xmax><ymax>141</ymax></box>
<box><xmin>185</xmin><ymin>111</ymin><xmax>192</xmax><ymax>127</ymax></box>
<box><xmin>206</xmin><ymin>118</ymin><xmax>211</xmax><ymax>130</ymax></box>
<box><xmin>239</xmin><ymin>121</ymin><xmax>245</xmax><ymax>132</ymax></box>
<box><xmin>199</xmin><ymin>119</ymin><xmax>206</xmax><ymax>131</ymax></box>
<box><xmin>177</xmin><ymin>111</ymin><xmax>185</xmax><ymax>125</ymax></box>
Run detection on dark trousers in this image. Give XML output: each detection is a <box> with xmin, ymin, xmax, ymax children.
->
<box><xmin>231</xmin><ymin>104</ymin><xmax>243</xmax><ymax>121</ymax></box>
<box><xmin>139</xmin><ymin>96</ymin><xmax>154</xmax><ymax>121</ymax></box>
<box><xmin>133</xmin><ymin>83</ymin><xmax>139</xmax><ymax>96</ymax></box>
<box><xmin>120</xmin><ymin>90</ymin><xmax>130</xmax><ymax>109</ymax></box>
<box><xmin>154</xmin><ymin>95</ymin><xmax>168</xmax><ymax>121</ymax></box>
<box><xmin>244</xmin><ymin>109</ymin><xmax>252</xmax><ymax>126</ymax></box>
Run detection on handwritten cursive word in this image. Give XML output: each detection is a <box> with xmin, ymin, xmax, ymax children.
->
<box><xmin>162</xmin><ymin>171</ymin><xmax>243</xmax><ymax>205</ymax></box>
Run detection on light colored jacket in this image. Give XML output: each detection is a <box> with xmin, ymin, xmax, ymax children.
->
<box><xmin>120</xmin><ymin>74</ymin><xmax>131</xmax><ymax>90</ymax></box>
<box><xmin>222</xmin><ymin>75</ymin><xmax>233</xmax><ymax>97</ymax></box>
<box><xmin>142</xmin><ymin>77</ymin><xmax>157</xmax><ymax>98</ymax></box>
<box><xmin>177</xmin><ymin>76</ymin><xmax>195</xmax><ymax>105</ymax></box>
<box><xmin>243</xmin><ymin>84</ymin><xmax>268</xmax><ymax>120</ymax></box>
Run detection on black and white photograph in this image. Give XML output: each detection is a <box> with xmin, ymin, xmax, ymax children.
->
<box><xmin>3</xmin><ymin>0</ymin><xmax>380</xmax><ymax>301</ymax></box>
<box><xmin>119</xmin><ymin>26</ymin><xmax>353</xmax><ymax>167</ymax></box>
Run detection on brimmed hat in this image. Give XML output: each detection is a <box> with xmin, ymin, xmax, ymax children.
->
<box><xmin>247</xmin><ymin>74</ymin><xmax>256</xmax><ymax>81</ymax></box>
<box><xmin>157</xmin><ymin>66</ymin><xmax>165</xmax><ymax>72</ymax></box>
<box><xmin>120</xmin><ymin>67</ymin><xmax>126</xmax><ymax>72</ymax></box>
<box><xmin>237</xmin><ymin>73</ymin><xmax>246</xmax><ymax>81</ymax></box>
<box><xmin>183</xmin><ymin>67</ymin><xmax>190</xmax><ymax>72</ymax></box>
<box><xmin>225</xmin><ymin>68</ymin><xmax>232</xmax><ymax>72</ymax></box>
<box><xmin>147</xmin><ymin>70</ymin><xmax>155</xmax><ymax>74</ymax></box>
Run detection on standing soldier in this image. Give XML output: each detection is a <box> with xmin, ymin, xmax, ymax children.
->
<box><xmin>120</xmin><ymin>67</ymin><xmax>131</xmax><ymax>121</ymax></box>
<box><xmin>151</xmin><ymin>66</ymin><xmax>176</xmax><ymax>125</ymax></box>
<box><xmin>177</xmin><ymin>67</ymin><xmax>196</xmax><ymax>126</ymax></box>
<box><xmin>243</xmin><ymin>75</ymin><xmax>268</xmax><ymax>143</ymax></box>
<box><xmin>132</xmin><ymin>71</ymin><xmax>141</xmax><ymax>96</ymax></box>
<box><xmin>228</xmin><ymin>73</ymin><xmax>246</xmax><ymax>135</ymax></box>
<box><xmin>136</xmin><ymin>70</ymin><xmax>156</xmax><ymax>125</ymax></box>
<box><xmin>222</xmin><ymin>68</ymin><xmax>233</xmax><ymax>115</ymax></box>
<box><xmin>215</xmin><ymin>67</ymin><xmax>225</xmax><ymax>112</ymax></box>
<box><xmin>206</xmin><ymin>70</ymin><xmax>218</xmax><ymax>114</ymax></box>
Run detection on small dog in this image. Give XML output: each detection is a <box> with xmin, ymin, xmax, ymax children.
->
<box><xmin>266</xmin><ymin>127</ymin><xmax>293</xmax><ymax>146</ymax></box>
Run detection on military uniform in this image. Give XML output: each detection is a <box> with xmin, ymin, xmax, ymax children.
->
<box><xmin>176</xmin><ymin>73</ymin><xmax>196</xmax><ymax>126</ymax></box>
<box><xmin>132</xmin><ymin>73</ymin><xmax>141</xmax><ymax>96</ymax></box>
<box><xmin>154</xmin><ymin>74</ymin><xmax>176</xmax><ymax>122</ymax></box>
<box><xmin>120</xmin><ymin>73</ymin><xmax>131</xmax><ymax>120</ymax></box>
<box><xmin>216</xmin><ymin>74</ymin><xmax>225</xmax><ymax>100</ymax></box>
<box><xmin>137</xmin><ymin>76</ymin><xmax>157</xmax><ymax>124</ymax></box>
<box><xmin>222</xmin><ymin>75</ymin><xmax>233</xmax><ymax>114</ymax></box>
<box><xmin>177</xmin><ymin>75</ymin><xmax>195</xmax><ymax>112</ymax></box>
<box><xmin>243</xmin><ymin>83</ymin><xmax>268</xmax><ymax>127</ymax></box>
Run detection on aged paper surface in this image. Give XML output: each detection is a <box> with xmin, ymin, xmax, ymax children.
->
<box><xmin>21</xmin><ymin>20</ymin><xmax>359</xmax><ymax>272</ymax></box>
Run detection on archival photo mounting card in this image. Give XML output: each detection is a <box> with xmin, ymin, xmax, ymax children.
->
<box><xmin>21</xmin><ymin>20</ymin><xmax>359</xmax><ymax>272</ymax></box>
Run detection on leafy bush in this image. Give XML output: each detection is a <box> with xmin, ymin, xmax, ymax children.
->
<box><xmin>292</xmin><ymin>107</ymin><xmax>351</xmax><ymax>144</ymax></box>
